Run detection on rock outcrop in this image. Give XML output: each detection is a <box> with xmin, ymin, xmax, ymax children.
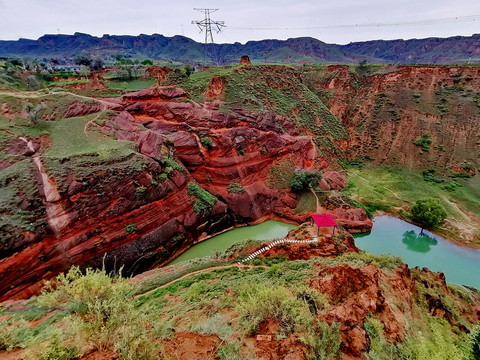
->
<box><xmin>0</xmin><ymin>84</ymin><xmax>371</xmax><ymax>301</ymax></box>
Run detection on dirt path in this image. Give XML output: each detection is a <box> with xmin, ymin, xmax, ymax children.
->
<box><xmin>135</xmin><ymin>264</ymin><xmax>267</xmax><ymax>299</ymax></box>
<box><xmin>310</xmin><ymin>187</ymin><xmax>321</xmax><ymax>212</ymax></box>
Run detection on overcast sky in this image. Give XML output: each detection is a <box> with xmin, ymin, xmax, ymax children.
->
<box><xmin>0</xmin><ymin>0</ymin><xmax>479</xmax><ymax>44</ymax></box>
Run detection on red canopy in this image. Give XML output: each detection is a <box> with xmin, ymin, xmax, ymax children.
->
<box><xmin>312</xmin><ymin>214</ymin><xmax>337</xmax><ymax>227</ymax></box>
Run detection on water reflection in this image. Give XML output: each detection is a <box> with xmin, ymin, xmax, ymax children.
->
<box><xmin>402</xmin><ymin>230</ymin><xmax>438</xmax><ymax>253</ymax></box>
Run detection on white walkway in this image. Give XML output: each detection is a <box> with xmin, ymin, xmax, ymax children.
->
<box><xmin>238</xmin><ymin>237</ymin><xmax>319</xmax><ymax>264</ymax></box>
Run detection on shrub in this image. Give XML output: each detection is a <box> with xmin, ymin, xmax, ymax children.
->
<box><xmin>236</xmin><ymin>285</ymin><xmax>311</xmax><ymax>335</ymax></box>
<box><xmin>469</xmin><ymin>325</ymin><xmax>480</xmax><ymax>360</ymax></box>
<box><xmin>28</xmin><ymin>333</ymin><xmax>79</xmax><ymax>360</ymax></box>
<box><xmin>161</xmin><ymin>156</ymin><xmax>184</xmax><ymax>173</ymax></box>
<box><xmin>401</xmin><ymin>318</ymin><xmax>467</xmax><ymax>360</ymax></box>
<box><xmin>422</xmin><ymin>169</ymin><xmax>445</xmax><ymax>183</ymax></box>
<box><xmin>227</xmin><ymin>183</ymin><xmax>245</xmax><ymax>194</ymax></box>
<box><xmin>290</xmin><ymin>170</ymin><xmax>322</xmax><ymax>193</ymax></box>
<box><xmin>35</xmin><ymin>267</ymin><xmax>163</xmax><ymax>359</ymax></box>
<box><xmin>135</xmin><ymin>187</ymin><xmax>147</xmax><ymax>199</ymax></box>
<box><xmin>411</xmin><ymin>198</ymin><xmax>447</xmax><ymax>230</ymax></box>
<box><xmin>190</xmin><ymin>313</ymin><xmax>233</xmax><ymax>340</ymax></box>
<box><xmin>301</xmin><ymin>321</ymin><xmax>341</xmax><ymax>360</ymax></box>
<box><xmin>187</xmin><ymin>182</ymin><xmax>218</xmax><ymax>216</ymax></box>
<box><xmin>217</xmin><ymin>342</ymin><xmax>242</xmax><ymax>360</ymax></box>
<box><xmin>0</xmin><ymin>320</ymin><xmax>32</xmax><ymax>351</ymax></box>
<box><xmin>141</xmin><ymin>59</ymin><xmax>154</xmax><ymax>66</ymax></box>
<box><xmin>414</xmin><ymin>134</ymin><xmax>432</xmax><ymax>152</ymax></box>
<box><xmin>125</xmin><ymin>223</ymin><xmax>137</xmax><ymax>233</ymax></box>
<box><xmin>200</xmin><ymin>137</ymin><xmax>213</xmax><ymax>149</ymax></box>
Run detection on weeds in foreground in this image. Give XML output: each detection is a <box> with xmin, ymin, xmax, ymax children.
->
<box><xmin>31</xmin><ymin>267</ymin><xmax>164</xmax><ymax>359</ymax></box>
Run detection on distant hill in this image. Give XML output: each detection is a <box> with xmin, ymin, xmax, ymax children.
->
<box><xmin>1</xmin><ymin>32</ymin><xmax>480</xmax><ymax>64</ymax></box>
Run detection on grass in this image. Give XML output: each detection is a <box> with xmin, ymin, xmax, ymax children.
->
<box><xmin>294</xmin><ymin>192</ymin><xmax>317</xmax><ymax>214</ymax></box>
<box><xmin>227</xmin><ymin>183</ymin><xmax>245</xmax><ymax>194</ymax></box>
<box><xmin>172</xmin><ymin>65</ymin><xmax>348</xmax><ymax>154</ymax></box>
<box><xmin>105</xmin><ymin>79</ymin><xmax>157</xmax><ymax>92</ymax></box>
<box><xmin>343</xmin><ymin>165</ymin><xmax>480</xmax><ymax>247</ymax></box>
<box><xmin>43</xmin><ymin>113</ymin><xmax>135</xmax><ymax>160</ymax></box>
<box><xmin>0</xmin><ymin>241</ymin><xmax>478</xmax><ymax>360</ymax></box>
<box><xmin>266</xmin><ymin>155</ymin><xmax>296</xmax><ymax>190</ymax></box>
<box><xmin>187</xmin><ymin>182</ymin><xmax>218</xmax><ymax>216</ymax></box>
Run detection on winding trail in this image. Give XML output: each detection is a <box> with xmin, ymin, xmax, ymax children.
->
<box><xmin>237</xmin><ymin>237</ymin><xmax>319</xmax><ymax>264</ymax></box>
<box><xmin>135</xmin><ymin>264</ymin><xmax>267</xmax><ymax>299</ymax></box>
<box><xmin>310</xmin><ymin>187</ymin><xmax>321</xmax><ymax>212</ymax></box>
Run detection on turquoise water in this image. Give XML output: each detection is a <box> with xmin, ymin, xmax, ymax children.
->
<box><xmin>170</xmin><ymin>220</ymin><xmax>296</xmax><ymax>264</ymax></box>
<box><xmin>354</xmin><ymin>216</ymin><xmax>480</xmax><ymax>289</ymax></box>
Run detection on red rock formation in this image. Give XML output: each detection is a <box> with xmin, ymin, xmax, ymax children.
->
<box><xmin>314</xmin><ymin>65</ymin><xmax>480</xmax><ymax>169</ymax></box>
<box><xmin>240</xmin><ymin>55</ymin><xmax>252</xmax><ymax>65</ymax></box>
<box><xmin>204</xmin><ymin>75</ymin><xmax>226</xmax><ymax>98</ymax></box>
<box><xmin>145</xmin><ymin>66</ymin><xmax>172</xmax><ymax>82</ymax></box>
<box><xmin>0</xmin><ymin>85</ymin><xmax>371</xmax><ymax>302</ymax></box>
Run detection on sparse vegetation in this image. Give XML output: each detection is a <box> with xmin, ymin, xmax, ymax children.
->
<box><xmin>200</xmin><ymin>136</ymin><xmax>213</xmax><ymax>149</ymax></box>
<box><xmin>125</xmin><ymin>223</ymin><xmax>137</xmax><ymax>233</ymax></box>
<box><xmin>227</xmin><ymin>183</ymin><xmax>245</xmax><ymax>194</ymax></box>
<box><xmin>187</xmin><ymin>182</ymin><xmax>218</xmax><ymax>216</ymax></box>
<box><xmin>414</xmin><ymin>134</ymin><xmax>433</xmax><ymax>152</ymax></box>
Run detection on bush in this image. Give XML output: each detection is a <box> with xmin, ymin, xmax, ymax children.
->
<box><xmin>301</xmin><ymin>322</ymin><xmax>341</xmax><ymax>360</ymax></box>
<box><xmin>469</xmin><ymin>325</ymin><xmax>480</xmax><ymax>360</ymax></box>
<box><xmin>200</xmin><ymin>137</ymin><xmax>213</xmax><ymax>149</ymax></box>
<box><xmin>414</xmin><ymin>134</ymin><xmax>432</xmax><ymax>152</ymax></box>
<box><xmin>135</xmin><ymin>187</ymin><xmax>147</xmax><ymax>199</ymax></box>
<box><xmin>217</xmin><ymin>342</ymin><xmax>242</xmax><ymax>360</ymax></box>
<box><xmin>236</xmin><ymin>285</ymin><xmax>311</xmax><ymax>335</ymax></box>
<box><xmin>0</xmin><ymin>320</ymin><xmax>32</xmax><ymax>351</ymax></box>
<box><xmin>411</xmin><ymin>198</ymin><xmax>447</xmax><ymax>230</ymax></box>
<box><xmin>401</xmin><ymin>318</ymin><xmax>467</xmax><ymax>360</ymax></box>
<box><xmin>35</xmin><ymin>267</ymin><xmax>163</xmax><ymax>359</ymax></box>
<box><xmin>125</xmin><ymin>223</ymin><xmax>137</xmax><ymax>233</ymax></box>
<box><xmin>227</xmin><ymin>183</ymin><xmax>245</xmax><ymax>194</ymax></box>
<box><xmin>290</xmin><ymin>170</ymin><xmax>322</xmax><ymax>193</ymax></box>
<box><xmin>141</xmin><ymin>59</ymin><xmax>153</xmax><ymax>66</ymax></box>
<box><xmin>187</xmin><ymin>182</ymin><xmax>218</xmax><ymax>216</ymax></box>
<box><xmin>190</xmin><ymin>313</ymin><xmax>233</xmax><ymax>340</ymax></box>
<box><xmin>162</xmin><ymin>156</ymin><xmax>184</xmax><ymax>174</ymax></box>
<box><xmin>422</xmin><ymin>169</ymin><xmax>445</xmax><ymax>183</ymax></box>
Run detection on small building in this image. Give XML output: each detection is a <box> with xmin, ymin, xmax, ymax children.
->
<box><xmin>310</xmin><ymin>214</ymin><xmax>338</xmax><ymax>236</ymax></box>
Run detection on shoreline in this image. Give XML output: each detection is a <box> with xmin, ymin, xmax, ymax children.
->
<box><xmin>374</xmin><ymin>210</ymin><xmax>480</xmax><ymax>251</ymax></box>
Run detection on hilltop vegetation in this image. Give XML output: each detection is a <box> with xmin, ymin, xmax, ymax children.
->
<box><xmin>0</xmin><ymin>62</ymin><xmax>480</xmax><ymax>305</ymax></box>
<box><xmin>0</xmin><ymin>240</ymin><xmax>479</xmax><ymax>360</ymax></box>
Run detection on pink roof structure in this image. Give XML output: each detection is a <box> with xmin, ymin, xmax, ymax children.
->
<box><xmin>312</xmin><ymin>214</ymin><xmax>338</xmax><ymax>227</ymax></box>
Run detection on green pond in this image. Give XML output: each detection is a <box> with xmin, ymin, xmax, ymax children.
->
<box><xmin>354</xmin><ymin>216</ymin><xmax>480</xmax><ymax>289</ymax></box>
<box><xmin>169</xmin><ymin>216</ymin><xmax>480</xmax><ymax>290</ymax></box>
<box><xmin>170</xmin><ymin>220</ymin><xmax>296</xmax><ymax>265</ymax></box>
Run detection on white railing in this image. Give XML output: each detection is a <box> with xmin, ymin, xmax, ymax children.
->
<box><xmin>238</xmin><ymin>237</ymin><xmax>319</xmax><ymax>264</ymax></box>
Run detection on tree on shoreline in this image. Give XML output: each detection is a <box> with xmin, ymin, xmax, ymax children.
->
<box><xmin>411</xmin><ymin>198</ymin><xmax>447</xmax><ymax>233</ymax></box>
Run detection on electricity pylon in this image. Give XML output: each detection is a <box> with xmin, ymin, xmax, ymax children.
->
<box><xmin>192</xmin><ymin>8</ymin><xmax>225</xmax><ymax>65</ymax></box>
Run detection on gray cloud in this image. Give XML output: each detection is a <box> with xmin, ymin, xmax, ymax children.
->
<box><xmin>0</xmin><ymin>0</ymin><xmax>479</xmax><ymax>44</ymax></box>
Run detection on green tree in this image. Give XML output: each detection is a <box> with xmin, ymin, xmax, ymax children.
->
<box><xmin>290</xmin><ymin>170</ymin><xmax>322</xmax><ymax>193</ymax></box>
<box><xmin>74</xmin><ymin>53</ymin><xmax>92</xmax><ymax>67</ymax></box>
<box><xmin>183</xmin><ymin>64</ymin><xmax>193</xmax><ymax>77</ymax></box>
<box><xmin>141</xmin><ymin>59</ymin><xmax>153</xmax><ymax>66</ymax></box>
<box><xmin>411</xmin><ymin>198</ymin><xmax>447</xmax><ymax>232</ymax></box>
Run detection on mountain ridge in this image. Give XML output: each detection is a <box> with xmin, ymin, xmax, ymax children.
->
<box><xmin>1</xmin><ymin>32</ymin><xmax>480</xmax><ymax>64</ymax></box>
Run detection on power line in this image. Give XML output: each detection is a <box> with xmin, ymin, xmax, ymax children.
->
<box><xmin>192</xmin><ymin>8</ymin><xmax>225</xmax><ymax>65</ymax></box>
<box><xmin>228</xmin><ymin>14</ymin><xmax>480</xmax><ymax>31</ymax></box>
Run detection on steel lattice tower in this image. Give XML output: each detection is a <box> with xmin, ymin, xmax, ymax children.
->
<box><xmin>192</xmin><ymin>8</ymin><xmax>225</xmax><ymax>65</ymax></box>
